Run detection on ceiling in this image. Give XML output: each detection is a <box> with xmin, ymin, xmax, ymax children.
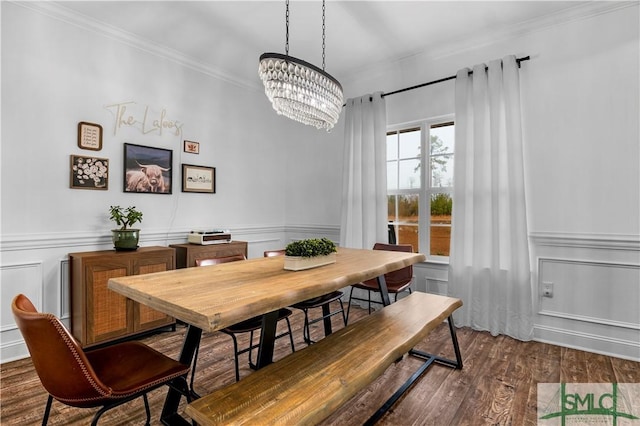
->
<box><xmin>54</xmin><ymin>1</ymin><xmax>592</xmax><ymax>88</ymax></box>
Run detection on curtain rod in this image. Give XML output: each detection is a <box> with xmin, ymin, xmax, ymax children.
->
<box><xmin>348</xmin><ymin>55</ymin><xmax>530</xmax><ymax>105</ymax></box>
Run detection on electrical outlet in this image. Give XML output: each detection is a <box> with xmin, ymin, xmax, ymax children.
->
<box><xmin>542</xmin><ymin>282</ymin><xmax>554</xmax><ymax>297</ymax></box>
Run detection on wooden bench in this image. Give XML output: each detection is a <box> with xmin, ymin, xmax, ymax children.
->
<box><xmin>186</xmin><ymin>292</ymin><xmax>463</xmax><ymax>425</ymax></box>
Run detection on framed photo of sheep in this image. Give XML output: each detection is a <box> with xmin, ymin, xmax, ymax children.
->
<box><xmin>182</xmin><ymin>164</ymin><xmax>215</xmax><ymax>193</ymax></box>
<box><xmin>123</xmin><ymin>143</ymin><xmax>172</xmax><ymax>194</ymax></box>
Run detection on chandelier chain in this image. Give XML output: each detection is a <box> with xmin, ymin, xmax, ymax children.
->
<box><xmin>285</xmin><ymin>0</ymin><xmax>290</xmax><ymax>56</ymax></box>
<box><xmin>322</xmin><ymin>0</ymin><xmax>326</xmax><ymax>70</ymax></box>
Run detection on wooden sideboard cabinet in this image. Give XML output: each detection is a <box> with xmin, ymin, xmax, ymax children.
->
<box><xmin>70</xmin><ymin>246</ymin><xmax>176</xmax><ymax>348</ymax></box>
<box><xmin>170</xmin><ymin>241</ymin><xmax>248</xmax><ymax>268</ymax></box>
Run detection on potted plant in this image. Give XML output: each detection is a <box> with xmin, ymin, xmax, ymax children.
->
<box><xmin>109</xmin><ymin>205</ymin><xmax>143</xmax><ymax>251</ymax></box>
<box><xmin>284</xmin><ymin>238</ymin><xmax>337</xmax><ymax>271</ymax></box>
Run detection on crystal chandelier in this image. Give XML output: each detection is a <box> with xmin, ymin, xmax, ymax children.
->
<box><xmin>259</xmin><ymin>0</ymin><xmax>343</xmax><ymax>131</ymax></box>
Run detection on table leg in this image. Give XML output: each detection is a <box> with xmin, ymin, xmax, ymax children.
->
<box><xmin>161</xmin><ymin>324</ymin><xmax>202</xmax><ymax>426</ymax></box>
<box><xmin>256</xmin><ymin>309</ymin><xmax>279</xmax><ymax>369</ymax></box>
<box><xmin>377</xmin><ymin>274</ymin><xmax>391</xmax><ymax>306</ymax></box>
<box><xmin>321</xmin><ymin>303</ymin><xmax>333</xmax><ymax>336</ymax></box>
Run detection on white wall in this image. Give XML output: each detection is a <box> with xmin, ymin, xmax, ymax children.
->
<box><xmin>1</xmin><ymin>2</ymin><xmax>291</xmax><ymax>236</ymax></box>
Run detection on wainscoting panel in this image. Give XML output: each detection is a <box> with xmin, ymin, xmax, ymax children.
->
<box><xmin>538</xmin><ymin>258</ymin><xmax>640</xmax><ymax>329</ymax></box>
<box><xmin>531</xmin><ymin>232</ymin><xmax>640</xmax><ymax>361</ymax></box>
<box><xmin>1</xmin><ymin>261</ymin><xmax>43</xmax><ymax>362</ymax></box>
<box><xmin>60</xmin><ymin>259</ymin><xmax>70</xmax><ymax>320</ymax></box>
<box><xmin>1</xmin><ymin>262</ymin><xmax>43</xmax><ymax>332</ymax></box>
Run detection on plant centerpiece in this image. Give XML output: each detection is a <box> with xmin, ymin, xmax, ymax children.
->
<box><xmin>284</xmin><ymin>237</ymin><xmax>337</xmax><ymax>271</ymax></box>
<box><xmin>109</xmin><ymin>205</ymin><xmax>143</xmax><ymax>251</ymax></box>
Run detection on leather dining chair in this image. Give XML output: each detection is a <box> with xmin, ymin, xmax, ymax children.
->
<box><xmin>264</xmin><ymin>249</ymin><xmax>347</xmax><ymax>345</ymax></box>
<box><xmin>195</xmin><ymin>254</ymin><xmax>295</xmax><ymax>382</ymax></box>
<box><xmin>346</xmin><ymin>243</ymin><xmax>414</xmax><ymax>322</ymax></box>
<box><xmin>11</xmin><ymin>294</ymin><xmax>190</xmax><ymax>426</ymax></box>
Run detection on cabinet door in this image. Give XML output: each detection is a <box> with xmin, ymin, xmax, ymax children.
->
<box><xmin>86</xmin><ymin>262</ymin><xmax>131</xmax><ymax>345</ymax></box>
<box><xmin>132</xmin><ymin>253</ymin><xmax>175</xmax><ymax>331</ymax></box>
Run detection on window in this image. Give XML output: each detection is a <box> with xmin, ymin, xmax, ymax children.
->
<box><xmin>387</xmin><ymin>119</ymin><xmax>454</xmax><ymax>260</ymax></box>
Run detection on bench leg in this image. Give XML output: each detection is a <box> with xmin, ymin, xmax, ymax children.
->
<box><xmin>364</xmin><ymin>315</ymin><xmax>463</xmax><ymax>426</ymax></box>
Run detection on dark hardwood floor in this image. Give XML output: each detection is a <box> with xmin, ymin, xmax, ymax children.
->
<box><xmin>1</xmin><ymin>304</ymin><xmax>638</xmax><ymax>425</ymax></box>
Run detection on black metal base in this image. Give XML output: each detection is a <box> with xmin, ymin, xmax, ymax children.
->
<box><xmin>364</xmin><ymin>315</ymin><xmax>463</xmax><ymax>425</ymax></box>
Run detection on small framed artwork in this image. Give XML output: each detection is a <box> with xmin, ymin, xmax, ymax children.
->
<box><xmin>70</xmin><ymin>155</ymin><xmax>109</xmax><ymax>190</ymax></box>
<box><xmin>183</xmin><ymin>140</ymin><xmax>200</xmax><ymax>154</ymax></box>
<box><xmin>123</xmin><ymin>143</ymin><xmax>172</xmax><ymax>194</ymax></box>
<box><xmin>77</xmin><ymin>122</ymin><xmax>103</xmax><ymax>151</ymax></box>
<box><xmin>182</xmin><ymin>164</ymin><xmax>215</xmax><ymax>193</ymax></box>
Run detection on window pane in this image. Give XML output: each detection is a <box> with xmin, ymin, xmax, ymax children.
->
<box><xmin>398</xmin><ymin>159</ymin><xmax>420</xmax><ymax>189</ymax></box>
<box><xmin>431</xmin><ymin>154</ymin><xmax>454</xmax><ymax>187</ymax></box>
<box><xmin>430</xmin><ymin>124</ymin><xmax>454</xmax><ymax>154</ymax></box>
<box><xmin>387</xmin><ymin>162</ymin><xmax>398</xmax><ymax>191</ymax></box>
<box><xmin>398</xmin><ymin>129</ymin><xmax>420</xmax><ymax>159</ymax></box>
<box><xmin>430</xmin><ymin>193</ymin><xmax>452</xmax><ymax>256</ymax></box>
<box><xmin>387</xmin><ymin>195</ymin><xmax>396</xmax><ymax>222</ymax></box>
<box><xmin>397</xmin><ymin>193</ymin><xmax>419</xmax><ymax>252</ymax></box>
<box><xmin>386</xmin><ymin>133</ymin><xmax>397</xmax><ymax>161</ymax></box>
<box><xmin>398</xmin><ymin>224</ymin><xmax>418</xmax><ymax>253</ymax></box>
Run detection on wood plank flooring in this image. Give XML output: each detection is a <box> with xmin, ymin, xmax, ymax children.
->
<box><xmin>1</xmin><ymin>304</ymin><xmax>638</xmax><ymax>425</ymax></box>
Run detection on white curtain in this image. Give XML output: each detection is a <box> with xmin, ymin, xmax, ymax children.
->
<box><xmin>340</xmin><ymin>92</ymin><xmax>388</xmax><ymax>249</ymax></box>
<box><xmin>448</xmin><ymin>55</ymin><xmax>533</xmax><ymax>340</ymax></box>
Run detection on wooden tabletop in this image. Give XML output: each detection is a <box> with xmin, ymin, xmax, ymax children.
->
<box><xmin>107</xmin><ymin>247</ymin><xmax>425</xmax><ymax>332</ymax></box>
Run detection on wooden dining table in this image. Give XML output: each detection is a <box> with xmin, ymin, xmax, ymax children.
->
<box><xmin>108</xmin><ymin>246</ymin><xmax>426</xmax><ymax>426</ymax></box>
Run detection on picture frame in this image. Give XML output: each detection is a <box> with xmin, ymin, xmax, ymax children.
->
<box><xmin>123</xmin><ymin>143</ymin><xmax>173</xmax><ymax>194</ymax></box>
<box><xmin>182</xmin><ymin>164</ymin><xmax>215</xmax><ymax>193</ymax></box>
<box><xmin>70</xmin><ymin>155</ymin><xmax>109</xmax><ymax>190</ymax></box>
<box><xmin>77</xmin><ymin>122</ymin><xmax>103</xmax><ymax>151</ymax></box>
<box><xmin>183</xmin><ymin>140</ymin><xmax>200</xmax><ymax>154</ymax></box>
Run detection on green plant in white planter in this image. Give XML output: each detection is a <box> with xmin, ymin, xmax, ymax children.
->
<box><xmin>284</xmin><ymin>238</ymin><xmax>337</xmax><ymax>271</ymax></box>
<box><xmin>109</xmin><ymin>205</ymin><xmax>143</xmax><ymax>251</ymax></box>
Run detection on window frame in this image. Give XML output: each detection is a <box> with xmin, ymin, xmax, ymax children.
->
<box><xmin>387</xmin><ymin>114</ymin><xmax>454</xmax><ymax>262</ymax></box>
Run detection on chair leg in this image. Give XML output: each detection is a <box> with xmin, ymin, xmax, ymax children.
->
<box><xmin>302</xmin><ymin>308</ymin><xmax>312</xmax><ymax>345</ymax></box>
<box><xmin>228</xmin><ymin>332</ymin><xmax>241</xmax><ymax>382</ymax></box>
<box><xmin>42</xmin><ymin>395</ymin><xmax>53</xmax><ymax>426</ymax></box>
<box><xmin>367</xmin><ymin>289</ymin><xmax>372</xmax><ymax>314</ymax></box>
<box><xmin>285</xmin><ymin>316</ymin><xmax>295</xmax><ymax>353</ymax></box>
<box><xmin>91</xmin><ymin>405</ymin><xmax>108</xmax><ymax>426</ymax></box>
<box><xmin>247</xmin><ymin>329</ymin><xmax>256</xmax><ymax>370</ymax></box>
<box><xmin>338</xmin><ymin>297</ymin><xmax>347</xmax><ymax>326</ymax></box>
<box><xmin>142</xmin><ymin>393</ymin><xmax>151</xmax><ymax>426</ymax></box>
<box><xmin>346</xmin><ymin>286</ymin><xmax>355</xmax><ymax>323</ymax></box>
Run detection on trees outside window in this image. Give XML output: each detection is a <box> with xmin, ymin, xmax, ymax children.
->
<box><xmin>387</xmin><ymin>119</ymin><xmax>454</xmax><ymax>259</ymax></box>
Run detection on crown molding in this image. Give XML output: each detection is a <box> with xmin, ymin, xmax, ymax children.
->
<box><xmin>342</xmin><ymin>1</ymin><xmax>637</xmax><ymax>85</ymax></box>
<box><xmin>11</xmin><ymin>1</ymin><xmax>262</xmax><ymax>92</ymax></box>
<box><xmin>430</xmin><ymin>1</ymin><xmax>637</xmax><ymax>62</ymax></box>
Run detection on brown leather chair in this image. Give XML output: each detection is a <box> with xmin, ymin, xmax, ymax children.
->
<box><xmin>264</xmin><ymin>250</ymin><xmax>347</xmax><ymax>345</ymax></box>
<box><xmin>346</xmin><ymin>243</ymin><xmax>414</xmax><ymax>322</ymax></box>
<box><xmin>11</xmin><ymin>294</ymin><xmax>190</xmax><ymax>426</ymax></box>
<box><xmin>195</xmin><ymin>254</ymin><xmax>295</xmax><ymax>382</ymax></box>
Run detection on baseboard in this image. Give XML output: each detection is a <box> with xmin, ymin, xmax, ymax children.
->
<box><xmin>534</xmin><ymin>324</ymin><xmax>640</xmax><ymax>362</ymax></box>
